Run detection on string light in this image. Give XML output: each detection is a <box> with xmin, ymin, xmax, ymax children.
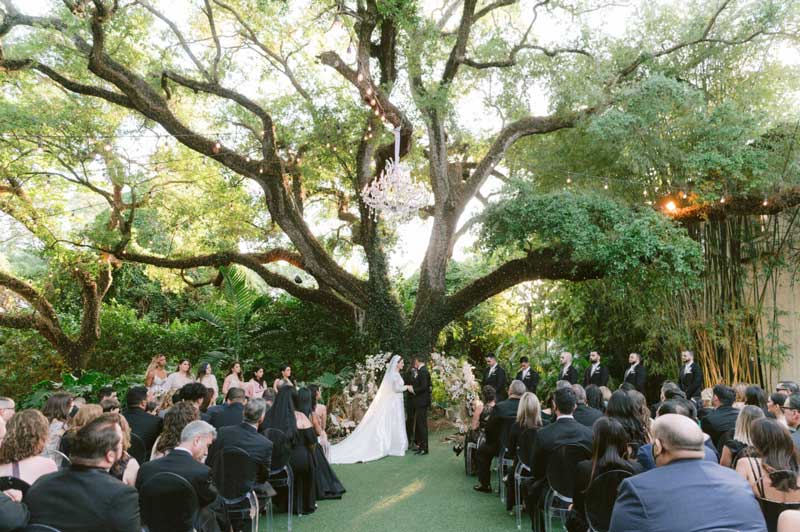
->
<box><xmin>357</xmin><ymin>72</ymin><xmax>364</xmax><ymax>83</ymax></box>
<box><xmin>665</xmin><ymin>200</ymin><xmax>677</xmax><ymax>212</ymax></box>
<box><xmin>762</xmin><ymin>197</ymin><xmax>769</xmax><ymax>207</ymax></box>
<box><xmin>720</xmin><ymin>196</ymin><xmax>726</xmax><ymax>204</ymax></box>
<box><xmin>566</xmin><ymin>177</ymin><xmax>572</xmax><ymax>184</ymax></box>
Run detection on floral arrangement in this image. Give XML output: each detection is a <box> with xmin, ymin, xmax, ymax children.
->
<box><xmin>326</xmin><ymin>351</ymin><xmax>480</xmax><ymax>439</ymax></box>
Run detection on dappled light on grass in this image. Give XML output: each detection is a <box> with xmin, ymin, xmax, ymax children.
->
<box><xmin>358</xmin><ymin>478</ymin><xmax>425</xmax><ymax>519</ymax></box>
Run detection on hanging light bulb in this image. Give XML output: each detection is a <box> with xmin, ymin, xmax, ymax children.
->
<box><xmin>366</xmin><ymin>87</ymin><xmax>373</xmax><ymax>96</ymax></box>
<box><xmin>104</xmin><ymin>143</ymin><xmax>112</xmax><ymax>152</ymax></box>
<box><xmin>566</xmin><ymin>177</ymin><xmax>572</xmax><ymax>184</ymax></box>
<box><xmin>357</xmin><ymin>72</ymin><xmax>364</xmax><ymax>83</ymax></box>
<box><xmin>665</xmin><ymin>200</ymin><xmax>677</xmax><ymax>212</ymax></box>
<box><xmin>603</xmin><ymin>182</ymin><xmax>609</xmax><ymax>190</ymax></box>
<box><xmin>720</xmin><ymin>196</ymin><xmax>726</xmax><ymax>204</ymax></box>
<box><xmin>762</xmin><ymin>197</ymin><xmax>769</xmax><ymax>207</ymax></box>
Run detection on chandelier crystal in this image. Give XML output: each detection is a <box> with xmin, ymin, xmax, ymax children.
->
<box><xmin>361</xmin><ymin>127</ymin><xmax>430</xmax><ymax>220</ymax></box>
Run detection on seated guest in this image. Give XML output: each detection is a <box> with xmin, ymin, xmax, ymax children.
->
<box><xmin>610</xmin><ymin>414</ymin><xmax>766</xmax><ymax>532</ymax></box>
<box><xmin>42</xmin><ymin>392</ymin><xmax>73</xmax><ymax>454</ymax></box>
<box><xmin>606</xmin><ymin>391</ymin><xmax>649</xmax><ymax>454</ymax></box>
<box><xmin>733</xmin><ymin>382</ymin><xmax>748</xmax><ymax>409</ymax></box>
<box><xmin>263</xmin><ymin>387</ymin><xmax>316</xmax><ymax>514</ymax></box>
<box><xmin>296</xmin><ymin>387</ymin><xmax>345</xmax><ymax>500</ymax></box>
<box><xmin>769</xmin><ymin>392</ymin><xmax>789</xmax><ymax>426</ymax></box>
<box><xmin>505</xmin><ymin>392</ymin><xmax>542</xmax><ymax>511</ymax></box>
<box><xmin>136</xmin><ymin>420</ymin><xmax>221</xmax><ymax>532</ymax></box>
<box><xmin>207</xmin><ymin>398</ymin><xmax>272</xmax><ymax>487</ymax></box>
<box><xmin>701</xmin><ymin>384</ymin><xmax>739</xmax><ymax>450</ymax></box>
<box><xmin>652</xmin><ymin>381</ymin><xmax>681</xmax><ymax>414</ymax></box>
<box><xmin>60</xmin><ymin>404</ymin><xmax>103</xmax><ymax>456</ymax></box>
<box><xmin>123</xmin><ymin>385</ymin><xmax>163</xmax><ymax>461</ymax></box>
<box><xmin>209</xmin><ymin>387</ymin><xmax>246</xmax><ymax>430</ymax></box>
<box><xmin>157</xmin><ymin>390</ymin><xmax>176</xmax><ymax>418</ymax></box>
<box><xmin>98</xmin><ymin>386</ymin><xmax>116</xmax><ymax>403</ymax></box>
<box><xmin>100</xmin><ymin>397</ymin><xmax>120</xmax><ymax>413</ymax></box>
<box><xmin>263</xmin><ymin>388</ymin><xmax>276</xmax><ymax>413</ymax></box>
<box><xmin>24</xmin><ymin>414</ymin><xmax>140</xmax><ymax>532</ymax></box>
<box><xmin>178</xmin><ymin>382</ymin><xmax>209</xmax><ymax>413</ymax></box>
<box><xmin>0</xmin><ymin>410</ymin><xmax>57</xmax><ymax>496</ymax></box>
<box><xmin>636</xmin><ymin>399</ymin><xmax>718</xmax><ymax>471</ymax></box>
<box><xmin>698</xmin><ymin>386</ymin><xmax>714</xmax><ymax>419</ymax></box>
<box><xmin>109</xmin><ymin>414</ymin><xmax>140</xmax><ymax>487</ymax></box>
<box><xmin>720</xmin><ymin>405</ymin><xmax>764</xmax><ymax>468</ymax></box>
<box><xmin>572</xmin><ymin>384</ymin><xmax>603</xmax><ymax>428</ymax></box>
<box><xmin>735</xmin><ymin>418</ymin><xmax>800</xmax><ymax>524</ymax></box>
<box><xmin>200</xmin><ymin>387</ymin><xmax>215</xmax><ymax>418</ymax></box>
<box><xmin>152</xmin><ymin>401</ymin><xmax>200</xmax><ymax>460</ymax></box>
<box><xmin>571</xmin><ymin>417</ymin><xmax>642</xmax><ymax>531</ymax></box>
<box><xmin>473</xmin><ymin>380</ymin><xmax>526</xmax><ymax>492</ymax></box>
<box><xmin>585</xmin><ymin>385</ymin><xmax>605</xmax><ymax>412</ymax></box>
<box><xmin>777</xmin><ymin>381</ymin><xmax>800</xmax><ymax>395</ymax></box>
<box><xmin>0</xmin><ymin>491</ymin><xmax>28</xmax><ymax>531</ymax></box>
<box><xmin>746</xmin><ymin>385</ymin><xmax>770</xmax><ymax>417</ymax></box>
<box><xmin>455</xmin><ymin>385</ymin><xmax>495</xmax><ymax>459</ymax></box>
<box><xmin>599</xmin><ymin>386</ymin><xmax>612</xmax><ymax>410</ymax></box>
<box><xmin>627</xmin><ymin>390</ymin><xmax>652</xmax><ymax>441</ymax></box>
<box><xmin>784</xmin><ymin>393</ymin><xmax>800</xmax><ymax>450</ymax></box>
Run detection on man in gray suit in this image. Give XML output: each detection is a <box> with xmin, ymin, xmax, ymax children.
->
<box><xmin>610</xmin><ymin>414</ymin><xmax>766</xmax><ymax>532</ymax></box>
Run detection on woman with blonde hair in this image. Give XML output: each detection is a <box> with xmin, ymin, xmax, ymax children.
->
<box><xmin>145</xmin><ymin>354</ymin><xmax>169</xmax><ymax>401</ymax></box>
<box><xmin>0</xmin><ymin>410</ymin><xmax>57</xmax><ymax>497</ymax></box>
<box><xmin>59</xmin><ymin>404</ymin><xmax>103</xmax><ymax>456</ymax></box>
<box><xmin>721</xmin><ymin>405</ymin><xmax>764</xmax><ymax>468</ymax></box>
<box><xmin>505</xmin><ymin>392</ymin><xmax>543</xmax><ymax>511</ymax></box>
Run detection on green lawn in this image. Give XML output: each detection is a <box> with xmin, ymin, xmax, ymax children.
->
<box><xmin>262</xmin><ymin>433</ymin><xmax>527</xmax><ymax>531</ymax></box>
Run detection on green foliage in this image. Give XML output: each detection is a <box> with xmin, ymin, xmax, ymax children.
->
<box><xmin>20</xmin><ymin>370</ymin><xmax>140</xmax><ymax>410</ymax></box>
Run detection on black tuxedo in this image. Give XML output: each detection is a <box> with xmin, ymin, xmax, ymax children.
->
<box><xmin>530</xmin><ymin>417</ymin><xmax>593</xmax><ymax>480</ymax></box>
<box><xmin>701</xmin><ymin>405</ymin><xmax>739</xmax><ymax>450</ymax></box>
<box><xmin>123</xmin><ymin>406</ymin><xmax>162</xmax><ymax>461</ymax></box>
<box><xmin>559</xmin><ymin>365</ymin><xmax>578</xmax><ymax>385</ymax></box>
<box><xmin>515</xmin><ymin>368</ymin><xmax>540</xmax><ymax>394</ymax></box>
<box><xmin>411</xmin><ymin>365</ymin><xmax>432</xmax><ymax>451</ymax></box>
<box><xmin>623</xmin><ymin>364</ymin><xmax>647</xmax><ymax>394</ymax></box>
<box><xmin>206</xmin><ymin>423</ymin><xmax>272</xmax><ymax>482</ymax></box>
<box><xmin>573</xmin><ymin>404</ymin><xmax>603</xmax><ymax>428</ymax></box>
<box><xmin>208</xmin><ymin>402</ymin><xmax>244</xmax><ymax>430</ymax></box>
<box><xmin>582</xmin><ymin>364</ymin><xmax>609</xmax><ymax>387</ymax></box>
<box><xmin>679</xmin><ymin>362</ymin><xmax>703</xmax><ymax>399</ymax></box>
<box><xmin>483</xmin><ymin>364</ymin><xmax>508</xmax><ymax>400</ymax></box>
<box><xmin>24</xmin><ymin>464</ymin><xmax>140</xmax><ymax>532</ymax></box>
<box><xmin>136</xmin><ymin>448</ymin><xmax>218</xmax><ymax>508</ymax></box>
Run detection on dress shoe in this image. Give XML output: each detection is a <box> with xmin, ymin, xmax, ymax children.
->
<box><xmin>473</xmin><ymin>484</ymin><xmax>492</xmax><ymax>493</ymax></box>
<box><xmin>418</xmin><ymin>450</ymin><xmax>429</xmax><ymax>455</ymax></box>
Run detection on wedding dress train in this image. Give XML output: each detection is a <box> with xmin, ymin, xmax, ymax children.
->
<box><xmin>329</xmin><ymin>355</ymin><xmax>409</xmax><ymax>464</ymax></box>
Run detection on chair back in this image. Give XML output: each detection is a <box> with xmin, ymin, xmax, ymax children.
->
<box><xmin>140</xmin><ymin>471</ymin><xmax>198</xmax><ymax>532</ymax></box>
<box><xmin>23</xmin><ymin>526</ymin><xmax>63</xmax><ymax>532</ymax></box>
<box><xmin>498</xmin><ymin>417</ymin><xmax>516</xmax><ymax>451</ymax></box>
<box><xmin>42</xmin><ymin>449</ymin><xmax>71</xmax><ymax>470</ymax></box>
<box><xmin>0</xmin><ymin>476</ymin><xmax>31</xmax><ymax>496</ymax></box>
<box><xmin>758</xmin><ymin>497</ymin><xmax>800</xmax><ymax>532</ymax></box>
<box><xmin>212</xmin><ymin>445</ymin><xmax>257</xmax><ymax>500</ymax></box>
<box><xmin>129</xmin><ymin>432</ymin><xmax>148</xmax><ymax>463</ymax></box>
<box><xmin>584</xmin><ymin>468</ymin><xmax>634</xmax><ymax>532</ymax></box>
<box><xmin>546</xmin><ymin>443</ymin><xmax>591</xmax><ymax>498</ymax></box>
<box><xmin>264</xmin><ymin>428</ymin><xmax>290</xmax><ymax>470</ymax></box>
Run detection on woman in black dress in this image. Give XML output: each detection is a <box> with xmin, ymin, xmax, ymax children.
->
<box><xmin>265</xmin><ymin>386</ymin><xmax>316</xmax><ymax>514</ymax></box>
<box><xmin>299</xmin><ymin>387</ymin><xmax>346</xmax><ymax>500</ymax></box>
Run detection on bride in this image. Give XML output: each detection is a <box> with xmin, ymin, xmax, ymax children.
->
<box><xmin>330</xmin><ymin>355</ymin><xmax>410</xmax><ymax>464</ymax></box>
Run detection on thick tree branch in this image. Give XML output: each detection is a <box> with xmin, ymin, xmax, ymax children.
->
<box><xmin>441</xmin><ymin>0</ymin><xmax>477</xmax><ymax>85</ymax></box>
<box><xmin>669</xmin><ymin>188</ymin><xmax>800</xmax><ymax>223</ymax></box>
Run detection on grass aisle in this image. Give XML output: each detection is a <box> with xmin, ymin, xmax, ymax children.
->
<box><xmin>263</xmin><ymin>432</ymin><xmax>521</xmax><ymax>531</ymax></box>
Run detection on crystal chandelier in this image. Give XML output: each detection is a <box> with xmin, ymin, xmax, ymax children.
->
<box><xmin>361</xmin><ymin>127</ymin><xmax>430</xmax><ymax>219</ymax></box>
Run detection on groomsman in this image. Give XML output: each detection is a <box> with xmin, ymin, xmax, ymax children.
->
<box><xmin>678</xmin><ymin>350</ymin><xmax>703</xmax><ymax>400</ymax></box>
<box><xmin>515</xmin><ymin>356</ymin><xmax>540</xmax><ymax>394</ymax></box>
<box><xmin>559</xmin><ymin>352</ymin><xmax>578</xmax><ymax>385</ymax></box>
<box><xmin>483</xmin><ymin>354</ymin><xmax>508</xmax><ymax>401</ymax></box>
<box><xmin>623</xmin><ymin>352</ymin><xmax>647</xmax><ymax>394</ymax></box>
<box><xmin>582</xmin><ymin>351</ymin><xmax>609</xmax><ymax>388</ymax></box>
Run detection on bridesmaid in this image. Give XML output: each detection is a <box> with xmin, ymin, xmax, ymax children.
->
<box><xmin>273</xmin><ymin>364</ymin><xmax>295</xmax><ymax>392</ymax></box>
<box><xmin>145</xmin><ymin>354</ymin><xmax>169</xmax><ymax>402</ymax></box>
<box><xmin>222</xmin><ymin>361</ymin><xmax>244</xmax><ymax>395</ymax></box>
<box><xmin>164</xmin><ymin>359</ymin><xmax>194</xmax><ymax>392</ymax></box>
<box><xmin>244</xmin><ymin>366</ymin><xmax>266</xmax><ymax>399</ymax></box>
<box><xmin>197</xmin><ymin>362</ymin><xmax>219</xmax><ymax>405</ymax></box>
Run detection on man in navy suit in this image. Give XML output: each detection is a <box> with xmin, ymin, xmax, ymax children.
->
<box><xmin>208</xmin><ymin>387</ymin><xmax>246</xmax><ymax>430</ymax></box>
<box><xmin>610</xmin><ymin>414</ymin><xmax>766</xmax><ymax>532</ymax></box>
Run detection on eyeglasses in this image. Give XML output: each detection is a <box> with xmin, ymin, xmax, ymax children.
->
<box><xmin>780</xmin><ymin>406</ymin><xmax>798</xmax><ymax>413</ymax></box>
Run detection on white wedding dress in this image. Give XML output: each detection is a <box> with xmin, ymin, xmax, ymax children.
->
<box><xmin>330</xmin><ymin>355</ymin><xmax>409</xmax><ymax>464</ymax></box>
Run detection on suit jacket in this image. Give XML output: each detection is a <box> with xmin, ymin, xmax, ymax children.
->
<box><xmin>623</xmin><ymin>364</ymin><xmax>647</xmax><ymax>394</ymax></box>
<box><xmin>24</xmin><ymin>464</ymin><xmax>140</xmax><ymax>532</ymax></box>
<box><xmin>609</xmin><ymin>459</ymin><xmax>766</xmax><ymax>532</ymax></box>
<box><xmin>208</xmin><ymin>402</ymin><xmax>244</xmax><ymax>430</ymax></box>
<box><xmin>136</xmin><ymin>448</ymin><xmax>218</xmax><ymax>508</ymax></box>
<box><xmin>531</xmin><ymin>417</ymin><xmax>593</xmax><ymax>480</ymax></box>
<box><xmin>515</xmin><ymin>369</ymin><xmax>540</xmax><ymax>394</ymax></box>
<box><xmin>559</xmin><ymin>365</ymin><xmax>578</xmax><ymax>385</ymax></box>
<box><xmin>485</xmin><ymin>398</ymin><xmax>520</xmax><ymax>450</ymax></box>
<box><xmin>700</xmin><ymin>405</ymin><xmax>739</xmax><ymax>450</ymax></box>
<box><xmin>0</xmin><ymin>492</ymin><xmax>28</xmax><ymax>532</ymax></box>
<box><xmin>483</xmin><ymin>365</ymin><xmax>508</xmax><ymax>400</ymax></box>
<box><xmin>582</xmin><ymin>364</ymin><xmax>610</xmax><ymax>387</ymax></box>
<box><xmin>412</xmin><ymin>366</ymin><xmax>432</xmax><ymax>408</ymax></box>
<box><xmin>206</xmin><ymin>422</ymin><xmax>272</xmax><ymax>482</ymax></box>
<box><xmin>678</xmin><ymin>362</ymin><xmax>703</xmax><ymax>399</ymax></box>
<box><xmin>573</xmin><ymin>404</ymin><xmax>603</xmax><ymax>428</ymax></box>
<box><xmin>123</xmin><ymin>407</ymin><xmax>163</xmax><ymax>459</ymax></box>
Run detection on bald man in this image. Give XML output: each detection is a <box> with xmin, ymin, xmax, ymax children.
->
<box><xmin>610</xmin><ymin>414</ymin><xmax>766</xmax><ymax>532</ymax></box>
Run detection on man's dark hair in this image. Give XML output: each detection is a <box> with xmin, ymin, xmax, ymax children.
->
<box><xmin>554</xmin><ymin>387</ymin><xmax>577</xmax><ymax>416</ymax></box>
<box><xmin>664</xmin><ymin>388</ymin><xmax>687</xmax><ymax>400</ymax></box>
<box><xmin>585</xmin><ymin>385</ymin><xmax>604</xmax><ymax>411</ymax></box>
<box><xmin>226</xmin><ymin>387</ymin><xmax>246</xmax><ymax>403</ymax></box>
<box><xmin>482</xmin><ymin>385</ymin><xmax>496</xmax><ymax>403</ymax></box>
<box><xmin>661</xmin><ymin>381</ymin><xmax>680</xmax><ymax>395</ymax></box>
<box><xmin>520</xmin><ymin>356</ymin><xmax>529</xmax><ymax>364</ymax></box>
<box><xmin>179</xmin><ymin>382</ymin><xmax>207</xmax><ymax>403</ymax></box>
<box><xmin>126</xmin><ymin>386</ymin><xmax>148</xmax><ymax>408</ymax></box>
<box><xmin>713</xmin><ymin>384</ymin><xmax>736</xmax><ymax>407</ymax></box>
<box><xmin>70</xmin><ymin>413</ymin><xmax>121</xmax><ymax>461</ymax></box>
<box><xmin>100</xmin><ymin>397</ymin><xmax>120</xmax><ymax>413</ymax></box>
<box><xmin>262</xmin><ymin>388</ymin><xmax>276</xmax><ymax>404</ymax></box>
<box><xmin>486</xmin><ymin>354</ymin><xmax>497</xmax><ymax>361</ymax></box>
<box><xmin>98</xmin><ymin>386</ymin><xmax>115</xmax><ymax>402</ymax></box>
<box><xmin>413</xmin><ymin>355</ymin><xmax>426</xmax><ymax>364</ymax></box>
<box><xmin>619</xmin><ymin>382</ymin><xmax>636</xmax><ymax>392</ymax></box>
<box><xmin>786</xmin><ymin>393</ymin><xmax>800</xmax><ymax>411</ymax></box>
<box><xmin>778</xmin><ymin>381</ymin><xmax>800</xmax><ymax>394</ymax></box>
<box><xmin>657</xmin><ymin>398</ymin><xmax>697</xmax><ymax>420</ymax></box>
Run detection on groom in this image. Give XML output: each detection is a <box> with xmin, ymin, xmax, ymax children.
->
<box><xmin>410</xmin><ymin>356</ymin><xmax>432</xmax><ymax>455</ymax></box>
